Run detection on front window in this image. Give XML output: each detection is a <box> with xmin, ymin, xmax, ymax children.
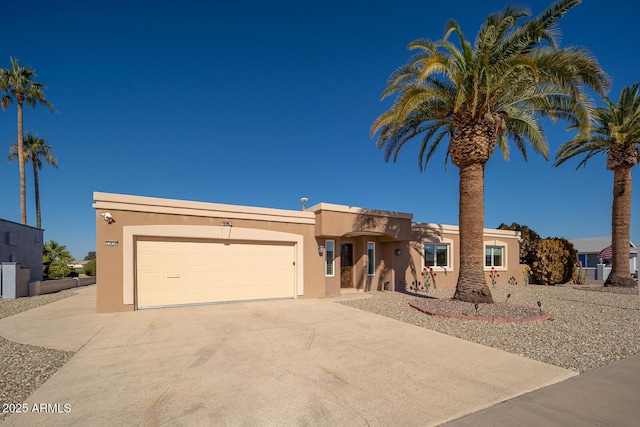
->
<box><xmin>367</xmin><ymin>242</ymin><xmax>375</xmax><ymax>275</ymax></box>
<box><xmin>485</xmin><ymin>246</ymin><xmax>504</xmax><ymax>267</ymax></box>
<box><xmin>578</xmin><ymin>254</ymin><xmax>586</xmax><ymax>268</ymax></box>
<box><xmin>325</xmin><ymin>240</ymin><xmax>335</xmax><ymax>276</ymax></box>
<box><xmin>424</xmin><ymin>243</ymin><xmax>449</xmax><ymax>268</ymax></box>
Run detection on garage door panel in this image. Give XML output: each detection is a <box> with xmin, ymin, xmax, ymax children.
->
<box><xmin>138</xmin><ymin>289</ymin><xmax>164</xmax><ymax>307</ymax></box>
<box><xmin>137</xmin><ymin>239</ymin><xmax>295</xmax><ymax>308</ymax></box>
<box><xmin>163</xmin><ymin>254</ymin><xmax>185</xmax><ymax>269</ymax></box>
<box><xmin>186</xmin><ymin>254</ymin><xmax>205</xmax><ymax>268</ymax></box>
<box><xmin>163</xmin><ymin>290</ymin><xmax>186</xmax><ymax>305</ymax></box>
<box><xmin>204</xmin><ymin>256</ymin><xmax>222</xmax><ymax>270</ymax></box>
<box><xmin>137</xmin><ymin>251</ymin><xmax>163</xmax><ymax>268</ymax></box>
<box><xmin>185</xmin><ymin>289</ymin><xmax>210</xmax><ymax>304</ymax></box>
<box><xmin>185</xmin><ymin>271</ymin><xmax>205</xmax><ymax>284</ymax></box>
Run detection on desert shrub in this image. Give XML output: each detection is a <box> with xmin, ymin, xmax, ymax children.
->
<box><xmin>556</xmin><ymin>237</ymin><xmax>579</xmax><ymax>283</ymax></box>
<box><xmin>573</xmin><ymin>260</ymin><xmax>587</xmax><ymax>285</ymax></box>
<box><xmin>531</xmin><ymin>238</ymin><xmax>578</xmax><ymax>285</ymax></box>
<box><xmin>84</xmin><ymin>259</ymin><xmax>96</xmax><ymax>276</ymax></box>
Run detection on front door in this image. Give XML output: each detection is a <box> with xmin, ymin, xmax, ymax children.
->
<box><xmin>340</xmin><ymin>243</ymin><xmax>354</xmax><ymax>288</ymax></box>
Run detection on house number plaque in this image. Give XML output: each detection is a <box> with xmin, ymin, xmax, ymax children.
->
<box><xmin>105</xmin><ymin>240</ymin><xmax>119</xmax><ymax>246</ymax></box>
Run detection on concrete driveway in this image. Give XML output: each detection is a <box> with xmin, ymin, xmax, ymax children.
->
<box><xmin>0</xmin><ymin>286</ymin><xmax>576</xmax><ymax>426</ymax></box>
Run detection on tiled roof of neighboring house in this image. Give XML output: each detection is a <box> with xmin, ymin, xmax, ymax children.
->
<box><xmin>570</xmin><ymin>237</ymin><xmax>637</xmax><ymax>253</ymax></box>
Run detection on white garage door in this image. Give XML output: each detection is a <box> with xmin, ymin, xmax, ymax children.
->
<box><xmin>136</xmin><ymin>239</ymin><xmax>295</xmax><ymax>308</ymax></box>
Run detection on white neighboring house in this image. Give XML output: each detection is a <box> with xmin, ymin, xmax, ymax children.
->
<box><xmin>570</xmin><ymin>237</ymin><xmax>638</xmax><ymax>279</ymax></box>
<box><xmin>67</xmin><ymin>260</ymin><xmax>90</xmax><ymax>269</ymax></box>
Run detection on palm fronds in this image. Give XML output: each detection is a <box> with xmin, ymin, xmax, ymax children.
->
<box><xmin>372</xmin><ymin>0</ymin><xmax>608</xmax><ymax>170</ymax></box>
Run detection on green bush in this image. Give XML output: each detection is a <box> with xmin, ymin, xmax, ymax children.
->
<box><xmin>531</xmin><ymin>238</ymin><xmax>578</xmax><ymax>285</ymax></box>
<box><xmin>48</xmin><ymin>260</ymin><xmax>72</xmax><ymax>279</ymax></box>
<box><xmin>84</xmin><ymin>259</ymin><xmax>97</xmax><ymax>276</ymax></box>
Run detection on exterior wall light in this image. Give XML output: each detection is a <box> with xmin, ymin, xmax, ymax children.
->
<box><xmin>395</xmin><ymin>249</ymin><xmax>402</xmax><ymax>256</ymax></box>
<box><xmin>101</xmin><ymin>212</ymin><xmax>115</xmax><ymax>224</ymax></box>
<box><xmin>318</xmin><ymin>245</ymin><xmax>325</xmax><ymax>256</ymax></box>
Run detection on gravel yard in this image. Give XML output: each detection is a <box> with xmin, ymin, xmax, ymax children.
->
<box><xmin>339</xmin><ymin>285</ymin><xmax>640</xmax><ymax>373</ymax></box>
<box><xmin>0</xmin><ymin>290</ymin><xmax>77</xmax><ymax>422</ymax></box>
<box><xmin>0</xmin><ymin>289</ymin><xmax>77</xmax><ymax>320</ymax></box>
<box><xmin>1</xmin><ymin>285</ymin><xmax>639</xmax><ymax>422</ymax></box>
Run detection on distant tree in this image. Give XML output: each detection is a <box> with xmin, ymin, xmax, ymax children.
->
<box><xmin>43</xmin><ymin>239</ymin><xmax>72</xmax><ymax>279</ymax></box>
<box><xmin>0</xmin><ymin>57</ymin><xmax>54</xmax><ymax>225</ymax></box>
<box><xmin>555</xmin><ymin>83</ymin><xmax>640</xmax><ymax>287</ymax></box>
<box><xmin>43</xmin><ymin>239</ymin><xmax>72</xmax><ymax>263</ymax></box>
<box><xmin>497</xmin><ymin>223</ymin><xmax>541</xmax><ymax>265</ymax></box>
<box><xmin>84</xmin><ymin>259</ymin><xmax>96</xmax><ymax>276</ymax></box>
<box><xmin>9</xmin><ymin>132</ymin><xmax>58</xmax><ymax>229</ymax></box>
<box><xmin>48</xmin><ymin>261</ymin><xmax>71</xmax><ymax>279</ymax></box>
<box><xmin>84</xmin><ymin>251</ymin><xmax>96</xmax><ymax>261</ymax></box>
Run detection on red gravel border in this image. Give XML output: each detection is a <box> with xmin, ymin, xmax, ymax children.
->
<box><xmin>409</xmin><ymin>300</ymin><xmax>551</xmax><ymax>322</ymax></box>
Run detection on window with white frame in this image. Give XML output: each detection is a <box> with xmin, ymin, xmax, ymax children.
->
<box><xmin>424</xmin><ymin>243</ymin><xmax>450</xmax><ymax>268</ymax></box>
<box><xmin>367</xmin><ymin>242</ymin><xmax>375</xmax><ymax>275</ymax></box>
<box><xmin>485</xmin><ymin>246</ymin><xmax>504</xmax><ymax>267</ymax></box>
<box><xmin>325</xmin><ymin>240</ymin><xmax>335</xmax><ymax>276</ymax></box>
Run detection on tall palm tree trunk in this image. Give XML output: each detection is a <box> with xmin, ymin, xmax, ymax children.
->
<box><xmin>454</xmin><ymin>162</ymin><xmax>494</xmax><ymax>303</ymax></box>
<box><xmin>32</xmin><ymin>158</ymin><xmax>42</xmax><ymax>229</ymax></box>
<box><xmin>16</xmin><ymin>99</ymin><xmax>27</xmax><ymax>225</ymax></box>
<box><xmin>605</xmin><ymin>166</ymin><xmax>636</xmax><ymax>287</ymax></box>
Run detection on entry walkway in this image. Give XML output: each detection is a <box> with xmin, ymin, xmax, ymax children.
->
<box><xmin>0</xmin><ymin>286</ymin><xmax>584</xmax><ymax>426</ymax></box>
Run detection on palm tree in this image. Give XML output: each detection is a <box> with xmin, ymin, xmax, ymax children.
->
<box><xmin>43</xmin><ymin>239</ymin><xmax>72</xmax><ymax>263</ymax></box>
<box><xmin>0</xmin><ymin>57</ymin><xmax>54</xmax><ymax>225</ymax></box>
<box><xmin>556</xmin><ymin>83</ymin><xmax>640</xmax><ymax>287</ymax></box>
<box><xmin>9</xmin><ymin>132</ymin><xmax>58</xmax><ymax>229</ymax></box>
<box><xmin>43</xmin><ymin>239</ymin><xmax>72</xmax><ymax>279</ymax></box>
<box><xmin>371</xmin><ymin>0</ymin><xmax>609</xmax><ymax>303</ymax></box>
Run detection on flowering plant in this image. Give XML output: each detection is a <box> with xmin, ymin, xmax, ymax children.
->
<box><xmin>489</xmin><ymin>267</ymin><xmax>500</xmax><ymax>287</ymax></box>
<box><xmin>421</xmin><ymin>266</ymin><xmax>437</xmax><ymax>292</ymax></box>
<box><xmin>521</xmin><ymin>265</ymin><xmax>531</xmax><ymax>285</ymax></box>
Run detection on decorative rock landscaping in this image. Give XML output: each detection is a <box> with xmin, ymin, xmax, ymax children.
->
<box><xmin>339</xmin><ymin>285</ymin><xmax>640</xmax><ymax>373</ymax></box>
<box><xmin>1</xmin><ymin>284</ymin><xmax>639</xmax><ymax>423</ymax></box>
<box><xmin>408</xmin><ymin>298</ymin><xmax>551</xmax><ymax>322</ymax></box>
<box><xmin>0</xmin><ymin>290</ymin><xmax>77</xmax><ymax>422</ymax></box>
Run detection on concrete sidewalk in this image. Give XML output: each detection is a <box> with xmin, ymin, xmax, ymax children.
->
<box><xmin>444</xmin><ymin>351</ymin><xmax>640</xmax><ymax>426</ymax></box>
<box><xmin>0</xmin><ymin>286</ymin><xmax>116</xmax><ymax>352</ymax></box>
<box><xmin>0</xmin><ymin>286</ymin><xmax>577</xmax><ymax>426</ymax></box>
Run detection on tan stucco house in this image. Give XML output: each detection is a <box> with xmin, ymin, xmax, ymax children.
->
<box><xmin>93</xmin><ymin>192</ymin><xmax>521</xmax><ymax>313</ymax></box>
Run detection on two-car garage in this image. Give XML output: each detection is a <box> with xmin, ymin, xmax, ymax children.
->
<box><xmin>93</xmin><ymin>192</ymin><xmax>316</xmax><ymax>313</ymax></box>
<box><xmin>136</xmin><ymin>238</ymin><xmax>296</xmax><ymax>308</ymax></box>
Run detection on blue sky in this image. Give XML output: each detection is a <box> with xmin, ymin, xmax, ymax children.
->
<box><xmin>1</xmin><ymin>0</ymin><xmax>638</xmax><ymax>259</ymax></box>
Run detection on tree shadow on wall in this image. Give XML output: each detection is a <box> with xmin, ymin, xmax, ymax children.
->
<box><xmin>405</xmin><ymin>223</ymin><xmax>447</xmax><ymax>293</ymax></box>
<box><xmin>360</xmin><ymin>263</ymin><xmax>392</xmax><ymax>292</ymax></box>
<box><xmin>351</xmin><ymin>208</ymin><xmax>403</xmax><ymax>239</ymax></box>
